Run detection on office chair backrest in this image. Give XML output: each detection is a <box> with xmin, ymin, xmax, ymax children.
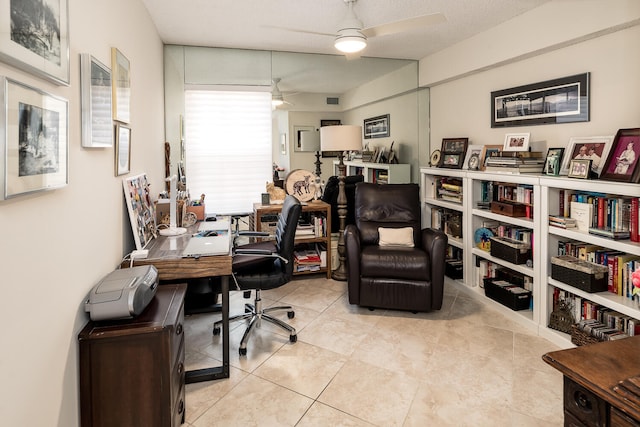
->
<box><xmin>275</xmin><ymin>195</ymin><xmax>302</xmax><ymax>277</ymax></box>
<box><xmin>354</xmin><ymin>183</ymin><xmax>422</xmax><ymax>246</ymax></box>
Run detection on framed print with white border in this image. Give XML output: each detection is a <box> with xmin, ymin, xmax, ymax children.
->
<box><xmin>503</xmin><ymin>133</ymin><xmax>530</xmax><ymax>151</ymax></box>
<box><xmin>0</xmin><ymin>77</ymin><xmax>68</xmax><ymax>199</ymax></box>
<box><xmin>80</xmin><ymin>54</ymin><xmax>113</xmax><ymax>147</ymax></box>
<box><xmin>0</xmin><ymin>0</ymin><xmax>70</xmax><ymax>85</ymax></box>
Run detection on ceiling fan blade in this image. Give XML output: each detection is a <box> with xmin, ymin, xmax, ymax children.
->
<box><xmin>344</xmin><ymin>51</ymin><xmax>362</xmax><ymax>60</ymax></box>
<box><xmin>263</xmin><ymin>25</ymin><xmax>334</xmax><ymax>38</ymax></box>
<box><xmin>361</xmin><ymin>12</ymin><xmax>446</xmax><ymax>38</ymax></box>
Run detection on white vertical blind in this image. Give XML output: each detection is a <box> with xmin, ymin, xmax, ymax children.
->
<box><xmin>184</xmin><ymin>89</ymin><xmax>272</xmax><ymax>214</ymax></box>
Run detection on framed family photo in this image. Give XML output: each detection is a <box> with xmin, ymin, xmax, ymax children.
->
<box><xmin>503</xmin><ymin>132</ymin><xmax>530</xmax><ymax>151</ymax></box>
<box><xmin>480</xmin><ymin>144</ymin><xmax>502</xmax><ymax>170</ymax></box>
<box><xmin>439</xmin><ymin>137</ymin><xmax>468</xmax><ymax>169</ymax></box>
<box><xmin>0</xmin><ymin>0</ymin><xmax>70</xmax><ymax>85</ymax></box>
<box><xmin>559</xmin><ymin>136</ymin><xmax>613</xmax><ymax>176</ymax></box>
<box><xmin>543</xmin><ymin>148</ymin><xmax>564</xmax><ymax>176</ymax></box>
<box><xmin>0</xmin><ymin>77</ymin><xmax>68</xmax><ymax>199</ymax></box>
<box><xmin>80</xmin><ymin>54</ymin><xmax>113</xmax><ymax>148</ymax></box>
<box><xmin>568</xmin><ymin>159</ymin><xmax>592</xmax><ymax>179</ymax></box>
<box><xmin>599</xmin><ymin>128</ymin><xmax>640</xmax><ymax>183</ymax></box>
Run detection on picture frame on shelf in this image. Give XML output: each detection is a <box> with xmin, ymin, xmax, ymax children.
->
<box><xmin>0</xmin><ymin>0</ymin><xmax>70</xmax><ymax>85</ymax></box>
<box><xmin>122</xmin><ymin>173</ymin><xmax>156</xmax><ymax>250</ymax></box>
<box><xmin>543</xmin><ymin>148</ymin><xmax>564</xmax><ymax>176</ymax></box>
<box><xmin>480</xmin><ymin>144</ymin><xmax>502</xmax><ymax>170</ymax></box>
<box><xmin>111</xmin><ymin>48</ymin><xmax>131</xmax><ymax>123</ymax></box>
<box><xmin>503</xmin><ymin>132</ymin><xmax>530</xmax><ymax>151</ymax></box>
<box><xmin>439</xmin><ymin>137</ymin><xmax>468</xmax><ymax>169</ymax></box>
<box><xmin>115</xmin><ymin>123</ymin><xmax>131</xmax><ymax>176</ymax></box>
<box><xmin>599</xmin><ymin>128</ymin><xmax>640</xmax><ymax>183</ymax></box>
<box><xmin>559</xmin><ymin>136</ymin><xmax>614</xmax><ymax>177</ymax></box>
<box><xmin>363</xmin><ymin>114</ymin><xmax>390</xmax><ymax>139</ymax></box>
<box><xmin>80</xmin><ymin>54</ymin><xmax>113</xmax><ymax>148</ymax></box>
<box><xmin>0</xmin><ymin>77</ymin><xmax>68</xmax><ymax>200</ymax></box>
<box><xmin>491</xmin><ymin>73</ymin><xmax>590</xmax><ymax>128</ymax></box>
<box><xmin>568</xmin><ymin>159</ymin><xmax>592</xmax><ymax>179</ymax></box>
<box><xmin>462</xmin><ymin>144</ymin><xmax>482</xmax><ymax>170</ymax></box>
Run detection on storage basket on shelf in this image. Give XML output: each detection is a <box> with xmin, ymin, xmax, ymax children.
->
<box><xmin>489</xmin><ymin>236</ymin><xmax>532</xmax><ymax>265</ymax></box>
<box><xmin>550</xmin><ymin>255</ymin><xmax>608</xmax><ymax>293</ymax></box>
<box><xmin>548</xmin><ymin>300</ymin><xmax>574</xmax><ymax>334</ymax></box>
<box><xmin>570</xmin><ymin>324</ymin><xmax>599</xmax><ymax>346</ymax></box>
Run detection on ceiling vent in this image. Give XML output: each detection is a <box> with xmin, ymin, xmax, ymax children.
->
<box><xmin>326</xmin><ymin>97</ymin><xmax>339</xmax><ymax>105</ymax></box>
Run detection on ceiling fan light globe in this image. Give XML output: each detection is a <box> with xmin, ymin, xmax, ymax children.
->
<box><xmin>335</xmin><ymin>33</ymin><xmax>367</xmax><ymax>53</ymax></box>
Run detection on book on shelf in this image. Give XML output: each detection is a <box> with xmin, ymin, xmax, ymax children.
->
<box><xmin>548</xmin><ymin>215</ymin><xmax>577</xmax><ymax>229</ymax></box>
<box><xmin>483</xmin><ymin>165</ymin><xmax>544</xmax><ymax>174</ymax></box>
<box><xmin>570</xmin><ymin>201</ymin><xmax>593</xmax><ymax>231</ymax></box>
<box><xmin>588</xmin><ymin>227</ymin><xmax>631</xmax><ymax>240</ymax></box>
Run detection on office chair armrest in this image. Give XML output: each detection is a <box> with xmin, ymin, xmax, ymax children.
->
<box><xmin>237</xmin><ymin>231</ymin><xmax>271</xmax><ymax>237</ymax></box>
<box><xmin>234</xmin><ymin>248</ymin><xmax>289</xmax><ymax>264</ymax></box>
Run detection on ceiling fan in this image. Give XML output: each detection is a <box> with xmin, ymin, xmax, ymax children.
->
<box><xmin>271</xmin><ymin>78</ymin><xmax>294</xmax><ymax>107</ymax></box>
<box><xmin>272</xmin><ymin>0</ymin><xmax>446</xmax><ymax>57</ymax></box>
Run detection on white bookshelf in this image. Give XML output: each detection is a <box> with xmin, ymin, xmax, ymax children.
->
<box><xmin>334</xmin><ymin>160</ymin><xmax>410</xmax><ymax>184</ymax></box>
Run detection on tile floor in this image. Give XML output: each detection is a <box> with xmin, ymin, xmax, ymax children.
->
<box><xmin>183</xmin><ymin>276</ymin><xmax>565</xmax><ymax>426</ymax></box>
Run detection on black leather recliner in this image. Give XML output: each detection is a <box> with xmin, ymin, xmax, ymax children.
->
<box><xmin>344</xmin><ymin>183</ymin><xmax>448</xmax><ymax>312</ymax></box>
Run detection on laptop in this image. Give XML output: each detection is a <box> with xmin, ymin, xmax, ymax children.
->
<box><xmin>198</xmin><ymin>218</ymin><xmax>230</xmax><ymax>231</ymax></box>
<box><xmin>182</xmin><ymin>234</ymin><xmax>230</xmax><ymax>258</ymax></box>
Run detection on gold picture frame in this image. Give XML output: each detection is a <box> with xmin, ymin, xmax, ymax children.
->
<box><xmin>111</xmin><ymin>48</ymin><xmax>131</xmax><ymax>123</ymax></box>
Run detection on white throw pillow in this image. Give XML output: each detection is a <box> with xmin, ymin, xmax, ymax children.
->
<box><xmin>378</xmin><ymin>227</ymin><xmax>414</xmax><ymax>247</ymax></box>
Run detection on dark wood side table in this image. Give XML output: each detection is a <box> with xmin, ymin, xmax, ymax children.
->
<box><xmin>543</xmin><ymin>336</ymin><xmax>640</xmax><ymax>426</ymax></box>
<box><xmin>79</xmin><ymin>283</ymin><xmax>187</xmax><ymax>427</ymax></box>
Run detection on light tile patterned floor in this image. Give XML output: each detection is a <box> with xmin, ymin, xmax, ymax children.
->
<box><xmin>183</xmin><ymin>276</ymin><xmax>564</xmax><ymax>426</ymax></box>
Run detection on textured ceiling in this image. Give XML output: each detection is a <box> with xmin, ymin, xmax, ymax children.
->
<box><xmin>141</xmin><ymin>0</ymin><xmax>553</xmax><ymax>61</ymax></box>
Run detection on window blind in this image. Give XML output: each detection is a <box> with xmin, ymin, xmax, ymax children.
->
<box><xmin>184</xmin><ymin>89</ymin><xmax>272</xmax><ymax>214</ymax></box>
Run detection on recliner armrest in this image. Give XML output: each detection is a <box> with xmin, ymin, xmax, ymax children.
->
<box><xmin>344</xmin><ymin>224</ymin><xmax>362</xmax><ymax>304</ymax></box>
<box><xmin>421</xmin><ymin>227</ymin><xmax>448</xmax><ymax>308</ymax></box>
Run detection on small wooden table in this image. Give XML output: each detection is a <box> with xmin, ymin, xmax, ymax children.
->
<box><xmin>543</xmin><ymin>337</ymin><xmax>640</xmax><ymax>426</ymax></box>
<box><xmin>122</xmin><ymin>222</ymin><xmax>232</xmax><ymax>383</ymax></box>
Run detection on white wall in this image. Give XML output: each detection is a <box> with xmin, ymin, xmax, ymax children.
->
<box><xmin>0</xmin><ymin>1</ymin><xmax>164</xmax><ymax>425</ymax></box>
<box><xmin>422</xmin><ymin>1</ymin><xmax>640</xmax><ymax>157</ymax></box>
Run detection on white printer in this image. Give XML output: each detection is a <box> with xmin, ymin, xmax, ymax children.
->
<box><xmin>85</xmin><ymin>265</ymin><xmax>159</xmax><ymax>321</ymax></box>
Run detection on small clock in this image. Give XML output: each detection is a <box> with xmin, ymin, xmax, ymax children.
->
<box><xmin>467</xmin><ymin>153</ymin><xmax>480</xmax><ymax>170</ymax></box>
<box><xmin>430</xmin><ymin>149</ymin><xmax>441</xmax><ymax>167</ymax></box>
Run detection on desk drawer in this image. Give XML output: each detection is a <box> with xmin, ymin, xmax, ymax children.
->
<box><xmin>564</xmin><ymin>377</ymin><xmax>607</xmax><ymax>427</ymax></box>
<box><xmin>610</xmin><ymin>407</ymin><xmax>640</xmax><ymax>427</ymax></box>
<box><xmin>170</xmin><ymin>304</ymin><xmax>185</xmax><ymax>362</ymax></box>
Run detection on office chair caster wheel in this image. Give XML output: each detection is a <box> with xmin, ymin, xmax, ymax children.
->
<box><xmin>289</xmin><ymin>334</ymin><xmax>297</xmax><ymax>343</ymax></box>
<box><xmin>287</xmin><ymin>311</ymin><xmax>295</xmax><ymax>319</ymax></box>
<box><xmin>213</xmin><ymin>326</ymin><xmax>221</xmax><ymax>335</ymax></box>
<box><xmin>239</xmin><ymin>347</ymin><xmax>247</xmax><ymax>356</ymax></box>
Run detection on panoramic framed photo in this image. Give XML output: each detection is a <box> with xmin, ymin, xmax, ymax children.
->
<box><xmin>0</xmin><ymin>77</ymin><xmax>68</xmax><ymax>199</ymax></box>
<box><xmin>0</xmin><ymin>0</ymin><xmax>70</xmax><ymax>85</ymax></box>
<box><xmin>80</xmin><ymin>54</ymin><xmax>113</xmax><ymax>148</ymax></box>
<box><xmin>599</xmin><ymin>128</ymin><xmax>640</xmax><ymax>183</ymax></box>
<box><xmin>363</xmin><ymin>114</ymin><xmax>390</xmax><ymax>139</ymax></box>
<box><xmin>491</xmin><ymin>73</ymin><xmax>590</xmax><ymax>128</ymax></box>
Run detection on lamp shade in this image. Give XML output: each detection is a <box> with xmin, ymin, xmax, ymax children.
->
<box><xmin>299</xmin><ymin>130</ymin><xmax>320</xmax><ymax>152</ymax></box>
<box><xmin>320</xmin><ymin>125</ymin><xmax>362</xmax><ymax>152</ymax></box>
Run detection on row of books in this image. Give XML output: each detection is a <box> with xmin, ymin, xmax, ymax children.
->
<box><xmin>295</xmin><ymin>214</ymin><xmax>327</xmax><ymax>238</ymax></box>
<box><xmin>479</xmin><ymin>181</ymin><xmax>534</xmax><ymax>206</ymax></box>
<box><xmin>557</xmin><ymin>240</ymin><xmax>640</xmax><ymax>298</ymax></box>
<box><xmin>574</xmin><ymin>319</ymin><xmax>632</xmax><ymax>342</ymax></box>
<box><xmin>372</xmin><ymin>170</ymin><xmax>389</xmax><ymax>184</ymax></box>
<box><xmin>558</xmin><ymin>190</ymin><xmax>640</xmax><ymax>241</ymax></box>
<box><xmin>293</xmin><ymin>244</ymin><xmax>327</xmax><ymax>272</ymax></box>
<box><xmin>484</xmin><ymin>152</ymin><xmax>545</xmax><ymax>174</ymax></box>
<box><xmin>551</xmin><ymin>287</ymin><xmax>640</xmax><ymax>337</ymax></box>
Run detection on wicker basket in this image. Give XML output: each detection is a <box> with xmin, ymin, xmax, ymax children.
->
<box><xmin>548</xmin><ymin>301</ymin><xmax>574</xmax><ymax>334</ymax></box>
<box><xmin>570</xmin><ymin>324</ymin><xmax>599</xmax><ymax>346</ymax></box>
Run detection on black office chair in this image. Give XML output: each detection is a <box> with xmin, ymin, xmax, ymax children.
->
<box><xmin>213</xmin><ymin>195</ymin><xmax>301</xmax><ymax>355</ymax></box>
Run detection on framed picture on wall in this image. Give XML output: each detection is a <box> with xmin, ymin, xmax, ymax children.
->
<box><xmin>111</xmin><ymin>48</ymin><xmax>131</xmax><ymax>123</ymax></box>
<box><xmin>0</xmin><ymin>77</ymin><xmax>69</xmax><ymax>200</ymax></box>
<box><xmin>80</xmin><ymin>54</ymin><xmax>113</xmax><ymax>148</ymax></box>
<box><xmin>363</xmin><ymin>114</ymin><xmax>390</xmax><ymax>139</ymax></box>
<box><xmin>115</xmin><ymin>123</ymin><xmax>131</xmax><ymax>176</ymax></box>
<box><xmin>0</xmin><ymin>0</ymin><xmax>70</xmax><ymax>85</ymax></box>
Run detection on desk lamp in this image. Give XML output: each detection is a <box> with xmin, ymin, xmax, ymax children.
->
<box><xmin>320</xmin><ymin>125</ymin><xmax>362</xmax><ymax>281</ymax></box>
<box><xmin>159</xmin><ymin>175</ymin><xmax>187</xmax><ymax>236</ymax></box>
<box><xmin>300</xmin><ymin>130</ymin><xmax>323</xmax><ymax>200</ymax></box>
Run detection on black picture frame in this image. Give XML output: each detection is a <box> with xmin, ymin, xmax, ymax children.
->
<box><xmin>439</xmin><ymin>137</ymin><xmax>468</xmax><ymax>169</ymax></box>
<box><xmin>491</xmin><ymin>73</ymin><xmax>590</xmax><ymax>128</ymax></box>
<box><xmin>543</xmin><ymin>148</ymin><xmax>564</xmax><ymax>176</ymax></box>
<box><xmin>599</xmin><ymin>128</ymin><xmax>640</xmax><ymax>183</ymax></box>
<box><xmin>363</xmin><ymin>114</ymin><xmax>390</xmax><ymax>139</ymax></box>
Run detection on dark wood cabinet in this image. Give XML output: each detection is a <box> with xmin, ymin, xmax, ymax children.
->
<box><xmin>79</xmin><ymin>283</ymin><xmax>187</xmax><ymax>427</ymax></box>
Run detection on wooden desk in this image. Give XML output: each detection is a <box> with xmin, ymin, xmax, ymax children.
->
<box><xmin>122</xmin><ymin>222</ymin><xmax>231</xmax><ymax>384</ymax></box>
<box><xmin>543</xmin><ymin>337</ymin><xmax>640</xmax><ymax>426</ymax></box>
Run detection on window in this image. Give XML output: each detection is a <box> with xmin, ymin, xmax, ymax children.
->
<box><xmin>184</xmin><ymin>89</ymin><xmax>272</xmax><ymax>214</ymax></box>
